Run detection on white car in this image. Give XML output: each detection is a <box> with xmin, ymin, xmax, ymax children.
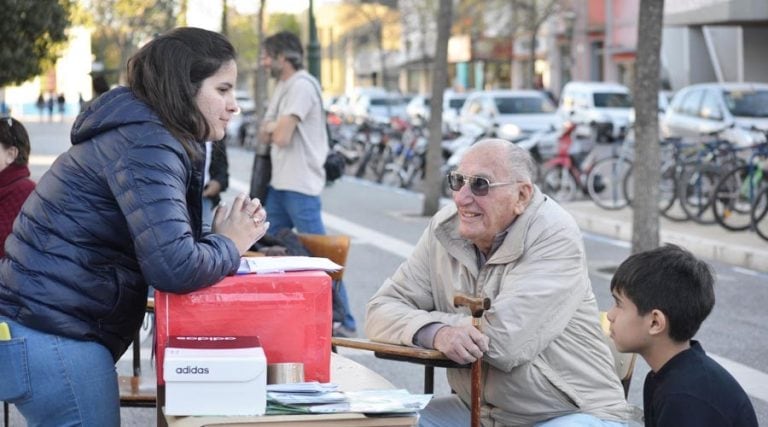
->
<box><xmin>226</xmin><ymin>91</ymin><xmax>256</xmax><ymax>145</ymax></box>
<box><xmin>350</xmin><ymin>93</ymin><xmax>408</xmax><ymax>125</ymax></box>
<box><xmin>458</xmin><ymin>90</ymin><xmax>560</xmax><ymax>142</ymax></box>
<box><xmin>406</xmin><ymin>92</ymin><xmax>469</xmax><ymax>131</ymax></box>
<box><xmin>662</xmin><ymin>82</ymin><xmax>768</xmax><ymax>146</ymax></box>
<box><xmin>558</xmin><ymin>81</ymin><xmax>634</xmax><ymax>142</ymax></box>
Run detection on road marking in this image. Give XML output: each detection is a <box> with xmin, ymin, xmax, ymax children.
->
<box><xmin>582</xmin><ymin>231</ymin><xmax>631</xmax><ymax>249</ymax></box>
<box><xmin>710</xmin><ymin>354</ymin><xmax>768</xmax><ymax>404</ymax></box>
<box><xmin>231</xmin><ymin>178</ymin><xmax>417</xmax><ymax>258</ymax></box>
<box><xmin>323</xmin><ymin>213</ymin><xmax>416</xmax><ymax>258</ymax></box>
<box><xmin>732</xmin><ymin>266</ymin><xmax>768</xmax><ymax>280</ymax></box>
<box><xmin>232</xmin><ymin>177</ymin><xmax>768</xmax><ymax>404</ymax></box>
<box><xmin>28</xmin><ymin>154</ymin><xmax>60</xmax><ymax>165</ymax></box>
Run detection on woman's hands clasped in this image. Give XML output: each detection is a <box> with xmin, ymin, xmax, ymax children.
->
<box><xmin>212</xmin><ymin>193</ymin><xmax>269</xmax><ymax>254</ymax></box>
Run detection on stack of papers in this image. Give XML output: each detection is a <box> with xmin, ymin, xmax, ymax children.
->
<box><xmin>237</xmin><ymin>256</ymin><xmax>342</xmax><ymax>275</ymax></box>
<box><xmin>266</xmin><ymin>382</ymin><xmax>339</xmax><ymax>393</ymax></box>
<box><xmin>266</xmin><ymin>388</ymin><xmax>432</xmax><ymax>415</ymax></box>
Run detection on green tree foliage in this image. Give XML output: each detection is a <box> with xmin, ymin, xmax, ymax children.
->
<box><xmin>0</xmin><ymin>0</ymin><xmax>74</xmax><ymax>86</ymax></box>
<box><xmin>89</xmin><ymin>0</ymin><xmax>178</xmax><ymax>85</ymax></box>
<box><xmin>267</xmin><ymin>13</ymin><xmax>300</xmax><ymax>36</ymax></box>
<box><xmin>227</xmin><ymin>12</ymin><xmax>262</xmax><ymax>69</ymax></box>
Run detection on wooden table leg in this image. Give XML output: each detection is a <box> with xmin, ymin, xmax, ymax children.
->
<box><xmin>156</xmin><ymin>385</ymin><xmax>167</xmax><ymax>427</ymax></box>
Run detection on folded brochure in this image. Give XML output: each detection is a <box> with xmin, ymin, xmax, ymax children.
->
<box><xmin>266</xmin><ymin>389</ymin><xmax>432</xmax><ymax>415</ymax></box>
<box><xmin>266</xmin><ymin>382</ymin><xmax>339</xmax><ymax>393</ymax></box>
<box><xmin>237</xmin><ymin>256</ymin><xmax>342</xmax><ymax>275</ymax></box>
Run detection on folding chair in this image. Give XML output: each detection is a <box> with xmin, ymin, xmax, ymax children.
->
<box><xmin>331</xmin><ymin>337</ymin><xmax>465</xmax><ymax>394</ymax></box>
<box><xmin>118</xmin><ymin>299</ymin><xmax>157</xmax><ymax>408</ymax></box>
<box><xmin>296</xmin><ymin>233</ymin><xmax>350</xmax><ymax>282</ymax></box>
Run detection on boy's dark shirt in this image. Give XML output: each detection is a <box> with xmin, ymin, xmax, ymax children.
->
<box><xmin>643</xmin><ymin>340</ymin><xmax>757</xmax><ymax>427</ymax></box>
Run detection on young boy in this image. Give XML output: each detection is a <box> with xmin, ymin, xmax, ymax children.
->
<box><xmin>607</xmin><ymin>244</ymin><xmax>757</xmax><ymax>427</ymax></box>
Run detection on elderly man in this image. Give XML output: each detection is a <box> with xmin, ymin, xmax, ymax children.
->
<box><xmin>366</xmin><ymin>139</ymin><xmax>630</xmax><ymax>426</ymax></box>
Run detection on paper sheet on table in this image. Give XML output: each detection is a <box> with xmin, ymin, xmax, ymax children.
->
<box><xmin>267</xmin><ymin>391</ymin><xmax>347</xmax><ymax>405</ymax></box>
<box><xmin>304</xmin><ymin>389</ymin><xmax>432</xmax><ymax>414</ymax></box>
<box><xmin>266</xmin><ymin>382</ymin><xmax>339</xmax><ymax>393</ymax></box>
<box><xmin>237</xmin><ymin>256</ymin><xmax>342</xmax><ymax>275</ymax></box>
<box><xmin>266</xmin><ymin>389</ymin><xmax>432</xmax><ymax>415</ymax></box>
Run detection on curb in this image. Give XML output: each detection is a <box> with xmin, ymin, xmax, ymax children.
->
<box><xmin>567</xmin><ymin>207</ymin><xmax>768</xmax><ymax>274</ymax></box>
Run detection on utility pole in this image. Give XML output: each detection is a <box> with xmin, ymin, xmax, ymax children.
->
<box><xmin>308</xmin><ymin>0</ymin><xmax>321</xmax><ymax>81</ymax></box>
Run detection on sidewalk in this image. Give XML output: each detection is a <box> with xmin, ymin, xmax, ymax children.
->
<box><xmin>562</xmin><ymin>200</ymin><xmax>768</xmax><ymax>273</ymax></box>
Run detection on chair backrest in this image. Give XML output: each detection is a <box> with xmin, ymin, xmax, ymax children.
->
<box><xmin>297</xmin><ymin>234</ymin><xmax>350</xmax><ymax>282</ymax></box>
<box><xmin>599</xmin><ymin>311</ymin><xmax>637</xmax><ymax>397</ymax></box>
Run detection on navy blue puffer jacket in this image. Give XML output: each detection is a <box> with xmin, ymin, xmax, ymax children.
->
<box><xmin>0</xmin><ymin>87</ymin><xmax>240</xmax><ymax>361</ymax></box>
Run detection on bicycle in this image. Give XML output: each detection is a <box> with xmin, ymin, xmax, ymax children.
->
<box><xmin>354</xmin><ymin>120</ymin><xmax>398</xmax><ymax>182</ymax></box>
<box><xmin>540</xmin><ymin>122</ymin><xmax>597</xmax><ymax>202</ymax></box>
<box><xmin>380</xmin><ymin>121</ymin><xmax>428</xmax><ymax>189</ymax></box>
<box><xmin>676</xmin><ymin>138</ymin><xmax>741</xmax><ymax>224</ymax></box>
<box><xmin>586</xmin><ymin>137</ymin><xmax>634</xmax><ymax>210</ymax></box>
<box><xmin>711</xmin><ymin>142</ymin><xmax>768</xmax><ymax>231</ymax></box>
<box><xmin>750</xmin><ymin>184</ymin><xmax>768</xmax><ymax>242</ymax></box>
<box><xmin>622</xmin><ymin>137</ymin><xmax>704</xmax><ymax>221</ymax></box>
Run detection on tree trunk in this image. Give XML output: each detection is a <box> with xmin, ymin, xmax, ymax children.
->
<box><xmin>421</xmin><ymin>0</ymin><xmax>452</xmax><ymax>216</ymax></box>
<box><xmin>527</xmin><ymin>0</ymin><xmax>538</xmax><ymax>89</ymax></box>
<box><xmin>631</xmin><ymin>0</ymin><xmax>664</xmax><ymax>253</ymax></box>
<box><xmin>528</xmin><ymin>30</ymin><xmax>538</xmax><ymax>89</ymax></box>
<box><xmin>376</xmin><ymin>25</ymin><xmax>388</xmax><ymax>90</ymax></box>
<box><xmin>221</xmin><ymin>0</ymin><xmax>229</xmax><ymax>37</ymax></box>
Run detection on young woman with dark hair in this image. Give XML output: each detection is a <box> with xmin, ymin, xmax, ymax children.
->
<box><xmin>0</xmin><ymin>27</ymin><xmax>268</xmax><ymax>425</ymax></box>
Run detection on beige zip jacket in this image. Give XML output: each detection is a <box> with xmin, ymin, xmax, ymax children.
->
<box><xmin>366</xmin><ymin>189</ymin><xmax>630</xmax><ymax>426</ymax></box>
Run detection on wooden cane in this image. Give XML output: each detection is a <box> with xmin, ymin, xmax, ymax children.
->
<box><xmin>454</xmin><ymin>294</ymin><xmax>491</xmax><ymax>427</ymax></box>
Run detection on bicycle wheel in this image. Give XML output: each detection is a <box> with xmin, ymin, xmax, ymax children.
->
<box><xmin>712</xmin><ymin>165</ymin><xmax>764</xmax><ymax>231</ymax></box>
<box><xmin>380</xmin><ymin>165</ymin><xmax>404</xmax><ymax>188</ymax></box>
<box><xmin>587</xmin><ymin>157</ymin><xmax>632</xmax><ymax>210</ymax></box>
<box><xmin>751</xmin><ymin>185</ymin><xmax>768</xmax><ymax>242</ymax></box>
<box><xmin>677</xmin><ymin>164</ymin><xmax>722</xmax><ymax>224</ymax></box>
<box><xmin>541</xmin><ymin>164</ymin><xmax>579</xmax><ymax>202</ymax></box>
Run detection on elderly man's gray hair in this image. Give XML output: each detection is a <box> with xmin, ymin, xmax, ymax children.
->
<box><xmin>472</xmin><ymin>138</ymin><xmax>535</xmax><ymax>183</ymax></box>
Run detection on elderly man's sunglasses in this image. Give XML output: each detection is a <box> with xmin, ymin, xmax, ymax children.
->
<box><xmin>447</xmin><ymin>171</ymin><xmax>518</xmax><ymax>196</ymax></box>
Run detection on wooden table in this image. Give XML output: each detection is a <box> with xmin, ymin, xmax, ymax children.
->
<box><xmin>162</xmin><ymin>353</ymin><xmax>419</xmax><ymax>427</ymax></box>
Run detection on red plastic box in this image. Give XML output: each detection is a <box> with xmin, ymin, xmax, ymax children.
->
<box><xmin>155</xmin><ymin>271</ymin><xmax>332</xmax><ymax>385</ymax></box>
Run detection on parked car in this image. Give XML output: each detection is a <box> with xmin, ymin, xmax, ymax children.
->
<box><xmin>405</xmin><ymin>95</ymin><xmax>430</xmax><ymax>122</ymax></box>
<box><xmin>350</xmin><ymin>92</ymin><xmax>408</xmax><ymax>125</ymax></box>
<box><xmin>458</xmin><ymin>90</ymin><xmax>560</xmax><ymax>142</ymax></box>
<box><xmin>406</xmin><ymin>91</ymin><xmax>469</xmax><ymax>131</ymax></box>
<box><xmin>226</xmin><ymin>91</ymin><xmax>256</xmax><ymax>145</ymax></box>
<box><xmin>558</xmin><ymin>81</ymin><xmax>633</xmax><ymax>142</ymax></box>
<box><xmin>662</xmin><ymin>82</ymin><xmax>768</xmax><ymax>146</ymax></box>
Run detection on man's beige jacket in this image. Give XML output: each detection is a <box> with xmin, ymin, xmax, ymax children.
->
<box><xmin>366</xmin><ymin>189</ymin><xmax>631</xmax><ymax>426</ymax></box>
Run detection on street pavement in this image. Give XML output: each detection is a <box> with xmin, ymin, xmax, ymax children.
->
<box><xmin>6</xmin><ymin>119</ymin><xmax>767</xmax><ymax>425</ymax></box>
<box><xmin>565</xmin><ymin>199</ymin><xmax>768</xmax><ymax>274</ymax></box>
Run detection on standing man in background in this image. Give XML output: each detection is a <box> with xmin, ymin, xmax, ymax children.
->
<box><xmin>255</xmin><ymin>30</ymin><xmax>357</xmax><ymax>337</ymax></box>
<box><xmin>257</xmin><ymin>31</ymin><xmax>327</xmax><ymax>234</ymax></box>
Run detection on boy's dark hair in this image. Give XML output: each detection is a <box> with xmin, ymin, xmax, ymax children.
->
<box><xmin>127</xmin><ymin>27</ymin><xmax>236</xmax><ymax>160</ymax></box>
<box><xmin>0</xmin><ymin>117</ymin><xmax>31</xmax><ymax>166</ymax></box>
<box><xmin>263</xmin><ymin>31</ymin><xmax>304</xmax><ymax>70</ymax></box>
<box><xmin>610</xmin><ymin>244</ymin><xmax>715</xmax><ymax>342</ymax></box>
